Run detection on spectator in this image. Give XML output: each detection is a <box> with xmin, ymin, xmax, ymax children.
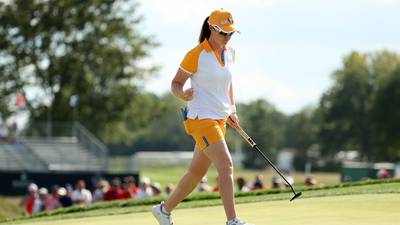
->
<box><xmin>164</xmin><ymin>184</ymin><xmax>174</xmax><ymax>196</ymax></box>
<box><xmin>252</xmin><ymin>174</ymin><xmax>265</xmax><ymax>190</ymax></box>
<box><xmin>283</xmin><ymin>175</ymin><xmax>294</xmax><ymax>188</ymax></box>
<box><xmin>377</xmin><ymin>168</ymin><xmax>389</xmax><ymax>179</ymax></box>
<box><xmin>151</xmin><ymin>182</ymin><xmax>162</xmax><ymax>196</ymax></box>
<box><xmin>122</xmin><ymin>176</ymin><xmax>139</xmax><ymax>198</ymax></box>
<box><xmin>92</xmin><ymin>179</ymin><xmax>110</xmax><ymax>203</ymax></box>
<box><xmin>120</xmin><ymin>183</ymin><xmax>134</xmax><ymax>199</ymax></box>
<box><xmin>20</xmin><ymin>183</ymin><xmax>40</xmax><ymax>216</ymax></box>
<box><xmin>236</xmin><ymin>176</ymin><xmax>250</xmax><ymax>192</ymax></box>
<box><xmin>271</xmin><ymin>176</ymin><xmax>283</xmax><ymax>189</ymax></box>
<box><xmin>65</xmin><ymin>183</ymin><xmax>74</xmax><ymax>195</ymax></box>
<box><xmin>71</xmin><ymin>180</ymin><xmax>92</xmax><ymax>205</ymax></box>
<box><xmin>198</xmin><ymin>176</ymin><xmax>212</xmax><ymax>192</ymax></box>
<box><xmin>38</xmin><ymin>187</ymin><xmax>49</xmax><ymax>212</ymax></box>
<box><xmin>58</xmin><ymin>187</ymin><xmax>73</xmax><ymax>207</ymax></box>
<box><xmin>305</xmin><ymin>175</ymin><xmax>318</xmax><ymax>186</ymax></box>
<box><xmin>136</xmin><ymin>177</ymin><xmax>153</xmax><ymax>198</ymax></box>
<box><xmin>46</xmin><ymin>185</ymin><xmax>61</xmax><ymax>211</ymax></box>
<box><xmin>212</xmin><ymin>177</ymin><xmax>219</xmax><ymax>192</ymax></box>
<box><xmin>104</xmin><ymin>178</ymin><xmax>125</xmax><ymax>201</ymax></box>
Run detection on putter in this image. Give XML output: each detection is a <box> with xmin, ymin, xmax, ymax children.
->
<box><xmin>229</xmin><ymin>117</ymin><xmax>302</xmax><ymax>201</ymax></box>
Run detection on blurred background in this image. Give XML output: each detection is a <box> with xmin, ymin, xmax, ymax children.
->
<box><xmin>0</xmin><ymin>0</ymin><xmax>399</xmax><ymax>220</ymax></box>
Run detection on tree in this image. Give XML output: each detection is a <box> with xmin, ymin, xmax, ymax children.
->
<box><xmin>285</xmin><ymin>106</ymin><xmax>319</xmax><ymax>170</ymax></box>
<box><xmin>132</xmin><ymin>94</ymin><xmax>195</xmax><ymax>152</ymax></box>
<box><xmin>371</xmin><ymin>66</ymin><xmax>400</xmax><ymax>160</ymax></box>
<box><xmin>238</xmin><ymin>100</ymin><xmax>287</xmax><ymax>169</ymax></box>
<box><xmin>318</xmin><ymin>51</ymin><xmax>400</xmax><ymax>160</ymax></box>
<box><xmin>0</xmin><ymin>0</ymin><xmax>159</xmax><ymax>143</ymax></box>
<box><xmin>319</xmin><ymin>52</ymin><xmax>372</xmax><ymax>158</ymax></box>
<box><xmin>285</xmin><ymin>106</ymin><xmax>318</xmax><ymax>152</ymax></box>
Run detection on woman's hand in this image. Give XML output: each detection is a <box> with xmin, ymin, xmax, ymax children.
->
<box><xmin>182</xmin><ymin>88</ymin><xmax>194</xmax><ymax>101</ymax></box>
<box><xmin>227</xmin><ymin>112</ymin><xmax>239</xmax><ymax>128</ymax></box>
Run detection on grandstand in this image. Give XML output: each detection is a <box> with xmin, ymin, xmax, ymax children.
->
<box><xmin>0</xmin><ymin>122</ymin><xmax>108</xmax><ymax>172</ymax></box>
<box><xmin>0</xmin><ymin>122</ymin><xmax>143</xmax><ymax>196</ymax></box>
<box><xmin>24</xmin><ymin>138</ymin><xmax>104</xmax><ymax>171</ymax></box>
<box><xmin>0</xmin><ymin>142</ymin><xmax>47</xmax><ymax>171</ymax></box>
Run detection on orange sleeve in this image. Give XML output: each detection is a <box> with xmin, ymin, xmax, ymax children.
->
<box><xmin>179</xmin><ymin>50</ymin><xmax>198</xmax><ymax>75</ymax></box>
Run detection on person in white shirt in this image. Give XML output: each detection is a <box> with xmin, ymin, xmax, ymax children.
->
<box><xmin>136</xmin><ymin>177</ymin><xmax>153</xmax><ymax>198</ymax></box>
<box><xmin>151</xmin><ymin>9</ymin><xmax>254</xmax><ymax>225</ymax></box>
<box><xmin>71</xmin><ymin>180</ymin><xmax>92</xmax><ymax>205</ymax></box>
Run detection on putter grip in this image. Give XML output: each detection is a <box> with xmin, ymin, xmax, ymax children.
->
<box><xmin>235</xmin><ymin>126</ymin><xmax>257</xmax><ymax>148</ymax></box>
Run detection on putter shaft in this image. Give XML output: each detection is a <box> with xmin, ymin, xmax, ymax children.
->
<box><xmin>230</xmin><ymin>120</ymin><xmax>302</xmax><ymax>201</ymax></box>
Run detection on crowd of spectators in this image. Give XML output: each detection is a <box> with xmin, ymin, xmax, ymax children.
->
<box><xmin>182</xmin><ymin>174</ymin><xmax>318</xmax><ymax>194</ymax></box>
<box><xmin>20</xmin><ymin>174</ymin><xmax>318</xmax><ymax>216</ymax></box>
<box><xmin>19</xmin><ymin>176</ymin><xmax>171</xmax><ymax>216</ymax></box>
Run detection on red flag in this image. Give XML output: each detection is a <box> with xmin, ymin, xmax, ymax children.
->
<box><xmin>16</xmin><ymin>94</ymin><xmax>26</xmax><ymax>107</ymax></box>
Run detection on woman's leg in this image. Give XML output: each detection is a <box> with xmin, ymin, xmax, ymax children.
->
<box><xmin>163</xmin><ymin>145</ymin><xmax>211</xmax><ymax>212</ymax></box>
<box><xmin>203</xmin><ymin>140</ymin><xmax>236</xmax><ymax>220</ymax></box>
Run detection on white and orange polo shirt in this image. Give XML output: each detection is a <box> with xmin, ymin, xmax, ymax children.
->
<box><xmin>180</xmin><ymin>39</ymin><xmax>236</xmax><ymax>120</ymax></box>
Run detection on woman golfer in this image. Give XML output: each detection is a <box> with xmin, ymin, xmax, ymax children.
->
<box><xmin>152</xmin><ymin>9</ymin><xmax>254</xmax><ymax>225</ymax></box>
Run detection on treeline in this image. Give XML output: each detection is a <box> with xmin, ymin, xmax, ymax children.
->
<box><xmin>1</xmin><ymin>1</ymin><xmax>400</xmax><ymax>169</ymax></box>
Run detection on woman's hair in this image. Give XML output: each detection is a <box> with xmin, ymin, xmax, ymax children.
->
<box><xmin>198</xmin><ymin>16</ymin><xmax>211</xmax><ymax>43</ymax></box>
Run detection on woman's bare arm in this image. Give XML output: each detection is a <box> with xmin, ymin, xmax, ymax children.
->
<box><xmin>171</xmin><ymin>69</ymin><xmax>193</xmax><ymax>101</ymax></box>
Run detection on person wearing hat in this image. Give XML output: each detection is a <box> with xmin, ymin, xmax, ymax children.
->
<box><xmin>152</xmin><ymin>9</ymin><xmax>254</xmax><ymax>225</ymax></box>
<box><xmin>57</xmin><ymin>187</ymin><xmax>73</xmax><ymax>207</ymax></box>
<box><xmin>38</xmin><ymin>187</ymin><xmax>49</xmax><ymax>212</ymax></box>
<box><xmin>20</xmin><ymin>183</ymin><xmax>39</xmax><ymax>215</ymax></box>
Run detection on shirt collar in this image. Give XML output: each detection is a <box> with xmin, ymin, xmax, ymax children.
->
<box><xmin>202</xmin><ymin>39</ymin><xmax>227</xmax><ymax>53</ymax></box>
<box><xmin>202</xmin><ymin>39</ymin><xmax>213</xmax><ymax>52</ymax></box>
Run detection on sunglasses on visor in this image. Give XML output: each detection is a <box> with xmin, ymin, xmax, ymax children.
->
<box><xmin>211</xmin><ymin>25</ymin><xmax>235</xmax><ymax>36</ymax></box>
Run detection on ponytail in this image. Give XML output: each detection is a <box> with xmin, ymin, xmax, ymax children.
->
<box><xmin>198</xmin><ymin>16</ymin><xmax>211</xmax><ymax>43</ymax></box>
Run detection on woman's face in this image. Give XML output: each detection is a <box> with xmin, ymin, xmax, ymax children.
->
<box><xmin>209</xmin><ymin>25</ymin><xmax>234</xmax><ymax>47</ymax></box>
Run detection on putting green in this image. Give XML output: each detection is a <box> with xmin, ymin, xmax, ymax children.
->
<box><xmin>17</xmin><ymin>194</ymin><xmax>400</xmax><ymax>225</ymax></box>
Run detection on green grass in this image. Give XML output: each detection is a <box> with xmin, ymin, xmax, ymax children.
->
<box><xmin>10</xmin><ymin>193</ymin><xmax>400</xmax><ymax>225</ymax></box>
<box><xmin>0</xmin><ymin>196</ymin><xmax>23</xmax><ymax>221</ymax></box>
<box><xmin>4</xmin><ymin>179</ymin><xmax>400</xmax><ymax>224</ymax></box>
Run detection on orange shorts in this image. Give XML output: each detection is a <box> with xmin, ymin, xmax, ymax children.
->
<box><xmin>183</xmin><ymin>119</ymin><xmax>226</xmax><ymax>150</ymax></box>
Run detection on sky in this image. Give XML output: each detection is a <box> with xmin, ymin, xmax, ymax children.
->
<box><xmin>136</xmin><ymin>0</ymin><xmax>400</xmax><ymax>114</ymax></box>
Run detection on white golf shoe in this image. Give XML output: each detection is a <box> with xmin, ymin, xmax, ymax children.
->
<box><xmin>151</xmin><ymin>201</ymin><xmax>173</xmax><ymax>225</ymax></box>
<box><xmin>226</xmin><ymin>217</ymin><xmax>254</xmax><ymax>225</ymax></box>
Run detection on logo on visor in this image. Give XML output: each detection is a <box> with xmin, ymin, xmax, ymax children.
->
<box><xmin>220</xmin><ymin>17</ymin><xmax>233</xmax><ymax>25</ymax></box>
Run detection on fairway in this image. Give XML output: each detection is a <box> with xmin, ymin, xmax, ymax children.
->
<box><xmin>18</xmin><ymin>194</ymin><xmax>400</xmax><ymax>225</ymax></box>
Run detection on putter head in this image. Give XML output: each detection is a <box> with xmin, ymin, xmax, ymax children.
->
<box><xmin>290</xmin><ymin>192</ymin><xmax>302</xmax><ymax>202</ymax></box>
